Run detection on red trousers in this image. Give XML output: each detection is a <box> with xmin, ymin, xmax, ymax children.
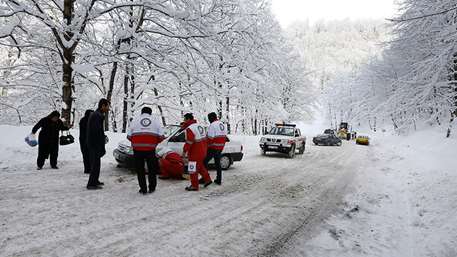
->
<box><xmin>190</xmin><ymin>159</ymin><xmax>212</xmax><ymax>189</ymax></box>
<box><xmin>160</xmin><ymin>158</ymin><xmax>184</xmax><ymax>179</ymax></box>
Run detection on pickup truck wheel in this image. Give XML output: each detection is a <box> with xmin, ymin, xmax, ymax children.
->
<box><xmin>220</xmin><ymin>155</ymin><xmax>232</xmax><ymax>170</ymax></box>
<box><xmin>288</xmin><ymin>145</ymin><xmax>296</xmax><ymax>158</ymax></box>
<box><xmin>261</xmin><ymin>149</ymin><xmax>267</xmax><ymax>156</ymax></box>
<box><xmin>298</xmin><ymin>144</ymin><xmax>305</xmax><ymax>154</ymax></box>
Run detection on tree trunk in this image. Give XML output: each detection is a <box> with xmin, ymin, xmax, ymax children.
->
<box><xmin>129</xmin><ymin>63</ymin><xmax>136</xmax><ymax>122</ymax></box>
<box><xmin>447</xmin><ymin>111</ymin><xmax>454</xmax><ymax>138</ymax></box>
<box><xmin>122</xmin><ymin>63</ymin><xmax>129</xmax><ymax>133</ymax></box>
<box><xmin>241</xmin><ymin>106</ymin><xmax>246</xmax><ymax>134</ymax></box>
<box><xmin>121</xmin><ymin>4</ymin><xmax>137</xmax><ymax>132</ymax></box>
<box><xmin>253</xmin><ymin>109</ymin><xmax>258</xmax><ymax>135</ymax></box>
<box><xmin>105</xmin><ymin>61</ymin><xmax>118</xmax><ymax>131</ymax></box>
<box><xmin>153</xmin><ymin>87</ymin><xmax>167</xmax><ymax>126</ymax></box>
<box><xmin>226</xmin><ymin>96</ymin><xmax>230</xmax><ymax>134</ymax></box>
<box><xmin>61</xmin><ymin>0</ymin><xmax>74</xmax><ymax>127</ymax></box>
<box><xmin>448</xmin><ymin>53</ymin><xmax>457</xmax><ymax>137</ymax></box>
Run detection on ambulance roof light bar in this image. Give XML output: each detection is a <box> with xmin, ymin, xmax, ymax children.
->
<box><xmin>275</xmin><ymin>122</ymin><xmax>296</xmax><ymax>128</ymax></box>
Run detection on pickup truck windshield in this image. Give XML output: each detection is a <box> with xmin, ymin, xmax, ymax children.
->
<box><xmin>269</xmin><ymin>127</ymin><xmax>295</xmax><ymax>136</ymax></box>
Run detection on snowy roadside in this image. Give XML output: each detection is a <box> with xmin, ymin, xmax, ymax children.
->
<box><xmin>0</xmin><ymin>125</ymin><xmax>360</xmax><ymax>257</ymax></box>
<box><xmin>296</xmin><ymin>128</ymin><xmax>457</xmax><ymax>257</ymax></box>
<box><xmin>2</xmin><ymin>125</ymin><xmax>456</xmax><ymax>257</ymax></box>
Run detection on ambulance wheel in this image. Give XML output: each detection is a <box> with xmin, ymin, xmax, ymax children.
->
<box><xmin>220</xmin><ymin>155</ymin><xmax>232</xmax><ymax>170</ymax></box>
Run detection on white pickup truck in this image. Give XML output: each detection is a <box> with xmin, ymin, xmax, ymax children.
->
<box><xmin>259</xmin><ymin>123</ymin><xmax>306</xmax><ymax>158</ymax></box>
<box><xmin>114</xmin><ymin>125</ymin><xmax>244</xmax><ymax>170</ymax></box>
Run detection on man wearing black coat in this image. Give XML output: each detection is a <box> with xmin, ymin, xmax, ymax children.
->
<box><xmin>32</xmin><ymin>111</ymin><xmax>70</xmax><ymax>170</ymax></box>
<box><xmin>79</xmin><ymin>109</ymin><xmax>93</xmax><ymax>174</ymax></box>
<box><xmin>86</xmin><ymin>99</ymin><xmax>110</xmax><ymax>190</ymax></box>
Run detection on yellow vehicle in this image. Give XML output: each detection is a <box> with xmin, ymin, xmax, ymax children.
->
<box><xmin>356</xmin><ymin>136</ymin><xmax>370</xmax><ymax>146</ymax></box>
<box><xmin>337</xmin><ymin>122</ymin><xmax>351</xmax><ymax>140</ymax></box>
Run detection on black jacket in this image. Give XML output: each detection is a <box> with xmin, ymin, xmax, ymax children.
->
<box><xmin>86</xmin><ymin>109</ymin><xmax>106</xmax><ymax>157</ymax></box>
<box><xmin>79</xmin><ymin>110</ymin><xmax>93</xmax><ymax>143</ymax></box>
<box><xmin>32</xmin><ymin>117</ymin><xmax>69</xmax><ymax>145</ymax></box>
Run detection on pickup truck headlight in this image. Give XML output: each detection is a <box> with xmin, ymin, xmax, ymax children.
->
<box><xmin>260</xmin><ymin>137</ymin><xmax>266</xmax><ymax>142</ymax></box>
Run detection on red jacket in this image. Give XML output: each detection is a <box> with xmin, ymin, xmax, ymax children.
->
<box><xmin>182</xmin><ymin>119</ymin><xmax>207</xmax><ymax>161</ymax></box>
<box><xmin>207</xmin><ymin>120</ymin><xmax>227</xmax><ymax>150</ymax></box>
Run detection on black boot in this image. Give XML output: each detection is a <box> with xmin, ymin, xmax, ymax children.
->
<box><xmin>204</xmin><ymin>181</ymin><xmax>213</xmax><ymax>188</ymax></box>
<box><xmin>87</xmin><ymin>185</ymin><xmax>103</xmax><ymax>190</ymax></box>
<box><xmin>185</xmin><ymin>186</ymin><xmax>198</xmax><ymax>191</ymax></box>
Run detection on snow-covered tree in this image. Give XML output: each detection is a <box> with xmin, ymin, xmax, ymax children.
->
<box><xmin>325</xmin><ymin>1</ymin><xmax>457</xmax><ymax>135</ymax></box>
<box><xmin>0</xmin><ymin>0</ymin><xmax>315</xmax><ymax>134</ymax></box>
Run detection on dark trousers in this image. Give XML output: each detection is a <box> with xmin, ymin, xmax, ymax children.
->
<box><xmin>37</xmin><ymin>143</ymin><xmax>59</xmax><ymax>168</ymax></box>
<box><xmin>204</xmin><ymin>149</ymin><xmax>223</xmax><ymax>182</ymax></box>
<box><xmin>134</xmin><ymin>150</ymin><xmax>158</xmax><ymax>192</ymax></box>
<box><xmin>80</xmin><ymin>141</ymin><xmax>91</xmax><ymax>173</ymax></box>
<box><xmin>87</xmin><ymin>150</ymin><xmax>101</xmax><ymax>187</ymax></box>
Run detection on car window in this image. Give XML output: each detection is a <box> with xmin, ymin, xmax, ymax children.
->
<box><xmin>324</xmin><ymin>129</ymin><xmax>334</xmax><ymax>134</ymax></box>
<box><xmin>163</xmin><ymin>125</ymin><xmax>181</xmax><ymax>138</ymax></box>
<box><xmin>269</xmin><ymin>127</ymin><xmax>295</xmax><ymax>136</ymax></box>
<box><xmin>169</xmin><ymin>130</ymin><xmax>186</xmax><ymax>142</ymax></box>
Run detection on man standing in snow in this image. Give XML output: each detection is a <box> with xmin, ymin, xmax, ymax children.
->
<box><xmin>32</xmin><ymin>111</ymin><xmax>70</xmax><ymax>170</ymax></box>
<box><xmin>127</xmin><ymin>107</ymin><xmax>164</xmax><ymax>194</ymax></box>
<box><xmin>86</xmin><ymin>99</ymin><xmax>110</xmax><ymax>190</ymax></box>
<box><xmin>182</xmin><ymin>113</ymin><xmax>212</xmax><ymax>191</ymax></box>
<box><xmin>79</xmin><ymin>109</ymin><xmax>93</xmax><ymax>174</ymax></box>
<box><xmin>204</xmin><ymin>112</ymin><xmax>227</xmax><ymax>185</ymax></box>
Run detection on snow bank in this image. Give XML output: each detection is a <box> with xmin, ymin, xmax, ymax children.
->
<box><xmin>0</xmin><ymin>125</ymin><xmax>125</xmax><ymax>171</ymax></box>
<box><xmin>301</xmin><ymin>127</ymin><xmax>457</xmax><ymax>257</ymax></box>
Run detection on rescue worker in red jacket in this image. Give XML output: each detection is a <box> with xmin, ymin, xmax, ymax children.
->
<box><xmin>203</xmin><ymin>112</ymin><xmax>228</xmax><ymax>185</ymax></box>
<box><xmin>182</xmin><ymin>113</ymin><xmax>212</xmax><ymax>191</ymax></box>
<box><xmin>127</xmin><ymin>107</ymin><xmax>164</xmax><ymax>194</ymax></box>
<box><xmin>157</xmin><ymin>148</ymin><xmax>185</xmax><ymax>180</ymax></box>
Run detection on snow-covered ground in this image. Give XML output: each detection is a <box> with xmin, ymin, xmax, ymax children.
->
<box><xmin>0</xmin><ymin>125</ymin><xmax>456</xmax><ymax>257</ymax></box>
<box><xmin>296</xmin><ymin>128</ymin><xmax>457</xmax><ymax>257</ymax></box>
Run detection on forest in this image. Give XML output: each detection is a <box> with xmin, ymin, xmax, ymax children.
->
<box><xmin>1</xmin><ymin>0</ymin><xmax>456</xmax><ymax>136</ymax></box>
<box><xmin>0</xmin><ymin>0</ymin><xmax>313</xmax><ymax>134</ymax></box>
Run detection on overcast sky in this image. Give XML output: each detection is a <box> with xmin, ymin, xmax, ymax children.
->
<box><xmin>271</xmin><ymin>0</ymin><xmax>398</xmax><ymax>27</ymax></box>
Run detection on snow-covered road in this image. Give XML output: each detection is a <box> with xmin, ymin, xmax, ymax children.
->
<box><xmin>0</xmin><ymin>127</ymin><xmax>372</xmax><ymax>257</ymax></box>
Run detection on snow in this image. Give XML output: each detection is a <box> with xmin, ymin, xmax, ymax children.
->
<box><xmin>1</xmin><ymin>125</ymin><xmax>456</xmax><ymax>257</ymax></box>
<box><xmin>72</xmin><ymin>64</ymin><xmax>97</xmax><ymax>74</ymax></box>
<box><xmin>296</xmin><ymin>128</ymin><xmax>457</xmax><ymax>257</ymax></box>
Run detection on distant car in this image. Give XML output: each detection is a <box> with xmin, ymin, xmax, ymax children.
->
<box><xmin>313</xmin><ymin>133</ymin><xmax>342</xmax><ymax>146</ymax></box>
<box><xmin>113</xmin><ymin>125</ymin><xmax>244</xmax><ymax>170</ymax></box>
<box><xmin>259</xmin><ymin>123</ymin><xmax>306</xmax><ymax>158</ymax></box>
<box><xmin>323</xmin><ymin>129</ymin><xmax>336</xmax><ymax>136</ymax></box>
